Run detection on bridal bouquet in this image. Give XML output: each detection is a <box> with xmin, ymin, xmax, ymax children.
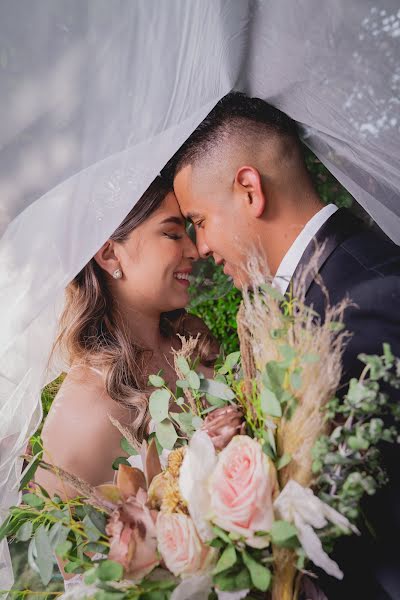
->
<box><xmin>2</xmin><ymin>280</ymin><xmax>400</xmax><ymax>600</ymax></box>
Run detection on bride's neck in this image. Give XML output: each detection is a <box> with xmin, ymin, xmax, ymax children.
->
<box><xmin>121</xmin><ymin>306</ymin><xmax>164</xmax><ymax>351</ymax></box>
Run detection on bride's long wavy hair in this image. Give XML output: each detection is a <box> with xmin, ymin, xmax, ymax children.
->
<box><xmin>54</xmin><ymin>177</ymin><xmax>217</xmax><ymax>442</ymax></box>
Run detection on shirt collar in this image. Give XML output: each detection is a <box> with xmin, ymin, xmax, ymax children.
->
<box><xmin>272</xmin><ymin>204</ymin><xmax>338</xmax><ymax>295</ymax></box>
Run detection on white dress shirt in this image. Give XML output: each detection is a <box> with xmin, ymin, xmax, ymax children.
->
<box><xmin>272</xmin><ymin>204</ymin><xmax>338</xmax><ymax>295</ymax></box>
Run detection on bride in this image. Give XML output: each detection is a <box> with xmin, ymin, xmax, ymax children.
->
<box><xmin>36</xmin><ymin>176</ymin><xmax>218</xmax><ymax>497</ymax></box>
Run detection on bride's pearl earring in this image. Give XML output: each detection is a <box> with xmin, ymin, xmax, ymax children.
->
<box><xmin>112</xmin><ymin>268</ymin><xmax>123</xmax><ymax>279</ymax></box>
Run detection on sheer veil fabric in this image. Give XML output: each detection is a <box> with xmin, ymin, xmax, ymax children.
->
<box><xmin>0</xmin><ymin>0</ymin><xmax>399</xmax><ymax>589</ymax></box>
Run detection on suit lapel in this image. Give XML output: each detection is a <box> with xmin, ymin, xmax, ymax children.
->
<box><xmin>291</xmin><ymin>208</ymin><xmax>364</xmax><ymax>299</ymax></box>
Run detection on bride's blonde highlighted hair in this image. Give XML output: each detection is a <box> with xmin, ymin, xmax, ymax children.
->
<box><xmin>54</xmin><ymin>177</ymin><xmax>217</xmax><ymax>442</ymax></box>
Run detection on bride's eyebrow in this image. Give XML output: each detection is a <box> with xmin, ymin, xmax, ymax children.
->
<box><xmin>159</xmin><ymin>216</ymin><xmax>185</xmax><ymax>226</ymax></box>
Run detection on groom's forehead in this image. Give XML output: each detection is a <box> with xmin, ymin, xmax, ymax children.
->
<box><xmin>174</xmin><ymin>163</ymin><xmax>218</xmax><ymax>214</ymax></box>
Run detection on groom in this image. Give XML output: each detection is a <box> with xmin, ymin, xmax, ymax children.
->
<box><xmin>166</xmin><ymin>93</ymin><xmax>400</xmax><ymax>599</ymax></box>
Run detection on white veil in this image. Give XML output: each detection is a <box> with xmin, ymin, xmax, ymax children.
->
<box><xmin>0</xmin><ymin>0</ymin><xmax>399</xmax><ymax>590</ymax></box>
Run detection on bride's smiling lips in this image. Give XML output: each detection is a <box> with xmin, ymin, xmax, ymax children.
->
<box><xmin>173</xmin><ymin>268</ymin><xmax>192</xmax><ymax>287</ymax></box>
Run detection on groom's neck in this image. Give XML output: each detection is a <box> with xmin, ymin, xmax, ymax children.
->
<box><xmin>261</xmin><ymin>193</ymin><xmax>324</xmax><ymax>276</ymax></box>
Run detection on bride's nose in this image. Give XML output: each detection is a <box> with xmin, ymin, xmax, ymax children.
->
<box><xmin>184</xmin><ymin>236</ymin><xmax>200</xmax><ymax>261</ymax></box>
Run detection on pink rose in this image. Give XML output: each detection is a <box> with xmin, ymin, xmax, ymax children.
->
<box><xmin>157</xmin><ymin>513</ymin><xmax>215</xmax><ymax>577</ymax></box>
<box><xmin>209</xmin><ymin>435</ymin><xmax>276</xmax><ymax>548</ymax></box>
<box><xmin>106</xmin><ymin>488</ymin><xmax>159</xmax><ymax>580</ymax></box>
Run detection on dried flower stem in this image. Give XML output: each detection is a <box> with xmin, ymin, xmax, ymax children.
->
<box><xmin>29</xmin><ymin>456</ymin><xmax>113</xmax><ymax>514</ymax></box>
<box><xmin>172</xmin><ymin>334</ymin><xmax>199</xmax><ymax>413</ymax></box>
<box><xmin>109</xmin><ymin>414</ymin><xmax>141</xmax><ymax>454</ymax></box>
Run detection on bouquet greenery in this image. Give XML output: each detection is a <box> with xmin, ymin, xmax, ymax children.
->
<box><xmin>2</xmin><ymin>282</ymin><xmax>399</xmax><ymax>600</ymax></box>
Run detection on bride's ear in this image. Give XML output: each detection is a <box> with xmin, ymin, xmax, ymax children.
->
<box><xmin>234</xmin><ymin>166</ymin><xmax>266</xmax><ymax>218</ymax></box>
<box><xmin>93</xmin><ymin>240</ymin><xmax>121</xmax><ymax>276</ymax></box>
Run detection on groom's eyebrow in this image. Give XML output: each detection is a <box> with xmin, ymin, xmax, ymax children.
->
<box><xmin>159</xmin><ymin>216</ymin><xmax>185</xmax><ymax>226</ymax></box>
<box><xmin>186</xmin><ymin>212</ymin><xmax>201</xmax><ymax>221</ymax></box>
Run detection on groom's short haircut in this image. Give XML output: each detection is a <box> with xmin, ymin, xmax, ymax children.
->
<box><xmin>167</xmin><ymin>92</ymin><xmax>302</xmax><ymax>177</ymax></box>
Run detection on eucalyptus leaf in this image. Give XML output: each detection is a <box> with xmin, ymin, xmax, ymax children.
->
<box><xmin>187</xmin><ymin>370</ymin><xmax>201</xmax><ymax>390</ymax></box>
<box><xmin>263</xmin><ymin>361</ymin><xmax>285</xmax><ymax>393</ymax></box>
<box><xmin>149</xmin><ymin>388</ymin><xmax>171</xmax><ymax>423</ymax></box>
<box><xmin>120</xmin><ymin>437</ymin><xmax>138</xmax><ymax>456</ymax></box>
<box><xmin>279</xmin><ymin>345</ymin><xmax>296</xmax><ymax>367</ymax></box>
<box><xmin>242</xmin><ymin>550</ymin><xmax>271</xmax><ymax>591</ymax></box>
<box><xmin>35</xmin><ymin>525</ymin><xmax>54</xmax><ymax>586</ymax></box>
<box><xmin>156</xmin><ymin>419</ymin><xmax>178</xmax><ymax>450</ymax></box>
<box><xmin>49</xmin><ymin>521</ymin><xmax>68</xmax><ymax>550</ymax></box>
<box><xmin>205</xmin><ymin>394</ymin><xmax>226</xmax><ymax>408</ymax></box>
<box><xmin>176</xmin><ymin>379</ymin><xmax>189</xmax><ymax>389</ymax></box>
<box><xmin>31</xmin><ymin>438</ymin><xmax>43</xmax><ymax>457</ymax></box>
<box><xmin>16</xmin><ymin>520</ymin><xmax>33</xmax><ymax>542</ymax></box>
<box><xmin>170</xmin><ymin>412</ymin><xmax>195</xmax><ymax>435</ymax></box>
<box><xmin>55</xmin><ymin>540</ymin><xmax>72</xmax><ymax>558</ymax></box>
<box><xmin>84</xmin><ymin>567</ymin><xmax>98</xmax><ymax>585</ymax></box>
<box><xmin>270</xmin><ymin>520</ymin><xmax>298</xmax><ymax>547</ymax></box>
<box><xmin>267</xmin><ymin>428</ymin><xmax>277</xmax><ymax>454</ymax></box>
<box><xmin>218</xmin><ymin>351</ymin><xmax>241</xmax><ymax>374</ymax></box>
<box><xmin>212</xmin><ymin>545</ymin><xmax>237</xmax><ymax>575</ymax></box>
<box><xmin>192</xmin><ymin>416</ymin><xmax>203</xmax><ymax>429</ymax></box>
<box><xmin>19</xmin><ymin>454</ymin><xmax>42</xmax><ymax>491</ymax></box>
<box><xmin>260</xmin><ymin>387</ymin><xmax>282</xmax><ymax>418</ymax></box>
<box><xmin>148</xmin><ymin>374</ymin><xmax>165</xmax><ymax>388</ymax></box>
<box><xmin>23</xmin><ymin>493</ymin><xmax>45</xmax><ymax>509</ymax></box>
<box><xmin>83</xmin><ymin>514</ymin><xmax>102</xmax><ymax>542</ymax></box>
<box><xmin>276</xmin><ymin>453</ymin><xmax>292</xmax><ymax>470</ymax></box>
<box><xmin>112</xmin><ymin>457</ymin><xmax>131</xmax><ymax>470</ymax></box>
<box><xmin>211</xmin><ymin>524</ymin><xmax>232</xmax><ymax>544</ymax></box>
<box><xmin>85</xmin><ymin>541</ymin><xmax>108</xmax><ymax>553</ymax></box>
<box><xmin>97</xmin><ymin>559</ymin><xmax>124</xmax><ymax>582</ymax></box>
<box><xmin>348</xmin><ymin>436</ymin><xmax>369</xmax><ymax>451</ymax></box>
<box><xmin>86</xmin><ymin>507</ymin><xmax>107</xmax><ymax>535</ymax></box>
<box><xmin>64</xmin><ymin>561</ymin><xmax>84</xmax><ymax>574</ymax></box>
<box><xmin>176</xmin><ymin>356</ymin><xmax>190</xmax><ymax>376</ymax></box>
<box><xmin>235</xmin><ymin>567</ymin><xmax>252</xmax><ymax>590</ymax></box>
<box><xmin>200</xmin><ymin>379</ymin><xmax>235</xmax><ymax>401</ymax></box>
<box><xmin>290</xmin><ymin>370</ymin><xmax>302</xmax><ymax>390</ymax></box>
<box><xmin>214</xmin><ymin>571</ymin><xmax>240</xmax><ymax>592</ymax></box>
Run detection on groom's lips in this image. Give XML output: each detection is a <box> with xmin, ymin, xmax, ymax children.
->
<box><xmin>223</xmin><ymin>263</ymin><xmax>231</xmax><ymax>277</ymax></box>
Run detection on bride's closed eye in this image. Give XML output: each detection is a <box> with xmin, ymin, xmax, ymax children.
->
<box><xmin>163</xmin><ymin>231</ymin><xmax>183</xmax><ymax>240</ymax></box>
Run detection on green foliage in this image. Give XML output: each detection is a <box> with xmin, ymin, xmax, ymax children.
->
<box><xmin>304</xmin><ymin>147</ymin><xmax>354</xmax><ymax>208</ymax></box>
<box><xmin>270</xmin><ymin>521</ymin><xmax>299</xmax><ymax>548</ymax></box>
<box><xmin>188</xmin><ymin>260</ymin><xmax>242</xmax><ymax>354</ymax></box>
<box><xmin>38</xmin><ymin>375</ymin><xmax>65</xmax><ymax>431</ymax></box>
<box><xmin>312</xmin><ymin>345</ymin><xmax>400</xmax><ymax>527</ymax></box>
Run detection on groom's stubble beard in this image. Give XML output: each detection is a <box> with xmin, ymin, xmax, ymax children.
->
<box><xmin>229</xmin><ymin>236</ymin><xmax>271</xmax><ymax>290</ymax></box>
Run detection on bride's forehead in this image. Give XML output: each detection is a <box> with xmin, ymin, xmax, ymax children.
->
<box><xmin>150</xmin><ymin>192</ymin><xmax>183</xmax><ymax>221</ymax></box>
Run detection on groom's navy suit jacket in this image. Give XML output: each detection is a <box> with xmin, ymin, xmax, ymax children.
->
<box><xmin>291</xmin><ymin>208</ymin><xmax>400</xmax><ymax>600</ymax></box>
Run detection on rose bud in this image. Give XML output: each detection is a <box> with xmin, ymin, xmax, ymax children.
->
<box><xmin>201</xmin><ymin>405</ymin><xmax>245</xmax><ymax>451</ymax></box>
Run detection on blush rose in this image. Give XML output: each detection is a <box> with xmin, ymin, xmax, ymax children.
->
<box><xmin>209</xmin><ymin>435</ymin><xmax>276</xmax><ymax>548</ymax></box>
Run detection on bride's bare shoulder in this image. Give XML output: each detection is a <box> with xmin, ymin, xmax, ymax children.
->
<box><xmin>38</xmin><ymin>365</ymin><xmax>133</xmax><ymax>493</ymax></box>
<box><xmin>43</xmin><ymin>365</ymin><xmax>134</xmax><ymax>440</ymax></box>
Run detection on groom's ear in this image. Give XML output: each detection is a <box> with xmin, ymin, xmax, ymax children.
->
<box><xmin>94</xmin><ymin>240</ymin><xmax>120</xmax><ymax>275</ymax></box>
<box><xmin>233</xmin><ymin>166</ymin><xmax>266</xmax><ymax>218</ymax></box>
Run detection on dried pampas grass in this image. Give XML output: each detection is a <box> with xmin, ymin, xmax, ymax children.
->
<box><xmin>236</xmin><ymin>244</ymin><xmax>351</xmax><ymax>599</ymax></box>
